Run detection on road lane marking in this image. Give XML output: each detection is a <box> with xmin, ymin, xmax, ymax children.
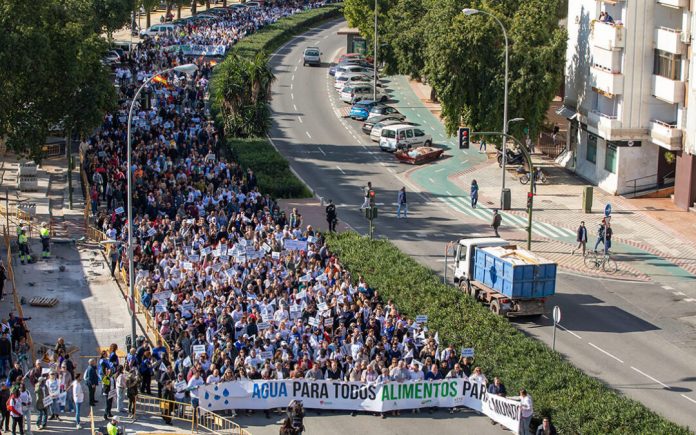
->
<box><xmin>662</xmin><ymin>285</ymin><xmax>674</xmax><ymax>290</ymax></box>
<box><xmin>379</xmin><ymin>162</ymin><xmax>386</xmax><ymax>167</ymax></box>
<box><xmin>589</xmin><ymin>343</ymin><xmax>624</xmax><ymax>364</ymax></box>
<box><xmin>673</xmin><ymin>291</ymin><xmax>686</xmax><ymax>296</ymax></box>
<box><xmin>318</xmin><ymin>146</ymin><xmax>326</xmax><ymax>156</ymax></box>
<box><xmin>336</xmin><ymin>166</ymin><xmax>345</xmax><ymax>175</ymax></box>
<box><xmin>681</xmin><ymin>394</ymin><xmax>696</xmax><ymax>405</ymax></box>
<box><xmin>292</xmin><ymin>75</ymin><xmax>295</xmax><ymax>81</ymax></box>
<box><xmin>298</xmin><ymin>116</ymin><xmax>303</xmax><ymax>123</ymax></box>
<box><xmin>630</xmin><ymin>366</ymin><xmax>670</xmax><ymax>389</ymax></box>
<box><xmin>446</xmin><ymin>190</ymin><xmax>453</xmax><ymax>195</ymax></box>
<box><xmin>684</xmin><ymin>298</ymin><xmax>696</xmax><ymax>302</ymax></box>
<box><xmin>290</xmin><ymin>83</ymin><xmax>293</xmax><ymax>90</ymax></box>
<box><xmin>428</xmin><ymin>178</ymin><xmax>435</xmax><ymax>183</ymax></box>
<box><xmin>388</xmin><ymin>168</ymin><xmax>395</xmax><ymax>173</ymax></box>
<box><xmin>293</xmin><ymin>104</ymin><xmax>298</xmax><ymax>111</ymax></box>
<box><xmin>557</xmin><ymin>324</ymin><xmax>582</xmax><ymax>339</ymax></box>
<box><xmin>291</xmin><ymin>93</ymin><xmax>294</xmax><ymax>100</ymax></box>
<box><xmin>306</xmin><ymin>131</ymin><xmax>312</xmax><ymax>139</ymax></box>
<box><xmin>435</xmin><ymin>168</ymin><xmax>446</xmax><ymax>172</ymax></box>
<box><xmin>294</xmin><ymin>66</ymin><xmax>298</xmax><ymax>72</ymax></box>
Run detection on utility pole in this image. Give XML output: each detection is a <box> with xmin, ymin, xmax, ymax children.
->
<box><xmin>373</xmin><ymin>0</ymin><xmax>378</xmax><ymax>102</ymax></box>
<box><xmin>66</xmin><ymin>127</ymin><xmax>73</xmax><ymax>210</ymax></box>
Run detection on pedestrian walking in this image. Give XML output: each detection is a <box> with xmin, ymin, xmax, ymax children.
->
<box><xmin>34</xmin><ymin>377</ymin><xmax>48</xmax><ymax>430</ymax></box>
<box><xmin>17</xmin><ymin>228</ymin><xmax>30</xmax><ymax>265</ymax></box>
<box><xmin>125</xmin><ymin>366</ymin><xmax>140</xmax><ymax>417</ymax></box>
<box><xmin>470</xmin><ymin>180</ymin><xmax>479</xmax><ymax>208</ymax></box>
<box><xmin>0</xmin><ymin>384</ymin><xmax>10</xmax><ymax>432</ymax></box>
<box><xmin>604</xmin><ymin>223</ymin><xmax>613</xmax><ymax>254</ymax></box>
<box><xmin>0</xmin><ymin>331</ymin><xmax>11</xmax><ymax>379</ymax></box>
<box><xmin>491</xmin><ymin>210</ymin><xmax>502</xmax><ymax>237</ymax></box>
<box><xmin>39</xmin><ymin>223</ymin><xmax>50</xmax><ymax>259</ymax></box>
<box><xmin>46</xmin><ymin>371</ymin><xmax>61</xmax><ymax>421</ymax></box>
<box><xmin>593</xmin><ymin>218</ymin><xmax>606</xmax><ymax>253</ymax></box>
<box><xmin>396</xmin><ymin>187</ymin><xmax>408</xmax><ymax>219</ymax></box>
<box><xmin>18</xmin><ymin>383</ymin><xmax>31</xmax><ymax>435</ymax></box>
<box><xmin>361</xmin><ymin>182</ymin><xmax>373</xmax><ymax>209</ymax></box>
<box><xmin>518</xmin><ymin>389</ymin><xmax>534</xmax><ymax>435</ymax></box>
<box><xmin>325</xmin><ymin>200</ymin><xmax>337</xmax><ymax>232</ymax></box>
<box><xmin>7</xmin><ymin>387</ymin><xmax>24</xmax><ymax>435</ymax></box>
<box><xmin>572</xmin><ymin>221</ymin><xmax>588</xmax><ymax>256</ymax></box>
<box><xmin>479</xmin><ymin>138</ymin><xmax>487</xmax><ymax>152</ymax></box>
<box><xmin>72</xmin><ymin>373</ymin><xmax>84</xmax><ymax>429</ymax></box>
<box><xmin>526</xmin><ymin>135</ymin><xmax>534</xmax><ymax>154</ymax></box>
<box><xmin>85</xmin><ymin>359</ymin><xmax>99</xmax><ymax>406</ymax></box>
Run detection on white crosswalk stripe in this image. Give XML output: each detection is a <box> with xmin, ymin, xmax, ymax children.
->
<box><xmin>438</xmin><ymin>194</ymin><xmax>574</xmax><ymax>240</ymax></box>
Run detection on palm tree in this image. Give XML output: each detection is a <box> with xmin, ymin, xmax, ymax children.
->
<box><xmin>248</xmin><ymin>51</ymin><xmax>275</xmax><ymax>106</ymax></box>
<box><xmin>141</xmin><ymin>0</ymin><xmax>159</xmax><ymax>28</ymax></box>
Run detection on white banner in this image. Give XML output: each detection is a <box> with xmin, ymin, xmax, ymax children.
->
<box><xmin>198</xmin><ymin>379</ymin><xmax>519</xmax><ymax>433</ymax></box>
<box><xmin>167</xmin><ymin>44</ymin><xmax>227</xmax><ymax>56</ymax></box>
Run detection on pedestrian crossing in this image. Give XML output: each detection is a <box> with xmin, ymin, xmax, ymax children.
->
<box><xmin>437</xmin><ymin>194</ymin><xmax>576</xmax><ymax>240</ymax></box>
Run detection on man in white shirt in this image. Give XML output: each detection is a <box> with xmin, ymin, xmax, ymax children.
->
<box><xmin>187</xmin><ymin>371</ymin><xmax>205</xmax><ymax>408</ymax></box>
<box><xmin>518</xmin><ymin>389</ymin><xmax>534</xmax><ymax>435</ymax></box>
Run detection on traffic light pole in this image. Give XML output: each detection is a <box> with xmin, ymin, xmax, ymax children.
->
<box><xmin>473</xmin><ymin>132</ymin><xmax>533</xmax><ymax>250</ymax></box>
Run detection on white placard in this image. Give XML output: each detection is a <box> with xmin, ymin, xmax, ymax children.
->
<box><xmin>460</xmin><ymin>348</ymin><xmax>475</xmax><ymax>358</ymax></box>
<box><xmin>108</xmin><ymin>388</ymin><xmax>117</xmax><ymax>400</ymax></box>
<box><xmin>416</xmin><ymin>315</ymin><xmax>428</xmax><ymax>324</ymax></box>
<box><xmin>42</xmin><ymin>396</ymin><xmax>53</xmax><ymax>407</ymax></box>
<box><xmin>272</xmin><ymin>252</ymin><xmax>280</xmax><ymax>259</ymax></box>
<box><xmin>115</xmin><ymin>207</ymin><xmax>125</xmax><ymax>215</ymax></box>
<box><xmin>317</xmin><ymin>302</ymin><xmax>328</xmax><ymax>312</ymax></box>
<box><xmin>308</xmin><ymin>317</ymin><xmax>319</xmax><ymax>327</ymax></box>
<box><xmin>193</xmin><ymin>345</ymin><xmax>206</xmax><ymax>357</ymax></box>
<box><xmin>183</xmin><ymin>262</ymin><xmax>194</xmax><ymax>270</ymax></box>
<box><xmin>257</xmin><ymin>322</ymin><xmax>270</xmax><ymax>330</ymax></box>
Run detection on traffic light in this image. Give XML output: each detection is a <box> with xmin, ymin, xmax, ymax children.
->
<box><xmin>368</xmin><ymin>189</ymin><xmax>376</xmax><ymax>207</ymax></box>
<box><xmin>527</xmin><ymin>192</ymin><xmax>534</xmax><ymax>212</ymax></box>
<box><xmin>458</xmin><ymin>127</ymin><xmax>470</xmax><ymax>149</ymax></box>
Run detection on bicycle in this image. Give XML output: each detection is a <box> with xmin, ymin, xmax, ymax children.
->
<box><xmin>583</xmin><ymin>251</ymin><xmax>618</xmax><ymax>274</ymax></box>
<box><xmin>519</xmin><ymin>170</ymin><xmax>547</xmax><ymax>185</ymax></box>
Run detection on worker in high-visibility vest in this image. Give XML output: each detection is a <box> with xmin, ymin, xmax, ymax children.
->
<box><xmin>106</xmin><ymin>416</ymin><xmax>120</xmax><ymax>435</ymax></box>
<box><xmin>18</xmin><ymin>228</ymin><xmax>30</xmax><ymax>264</ymax></box>
<box><xmin>16</xmin><ymin>221</ymin><xmax>23</xmax><ymax>243</ymax></box>
<box><xmin>39</xmin><ymin>222</ymin><xmax>50</xmax><ymax>258</ymax></box>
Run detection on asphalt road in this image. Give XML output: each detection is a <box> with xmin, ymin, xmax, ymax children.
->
<box><xmin>268</xmin><ymin>20</ymin><xmax>696</xmax><ymax>430</ymax></box>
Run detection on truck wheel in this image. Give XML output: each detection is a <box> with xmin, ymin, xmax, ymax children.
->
<box><xmin>467</xmin><ymin>281</ymin><xmax>477</xmax><ymax>299</ymax></box>
<box><xmin>490</xmin><ymin>300</ymin><xmax>502</xmax><ymax>316</ymax></box>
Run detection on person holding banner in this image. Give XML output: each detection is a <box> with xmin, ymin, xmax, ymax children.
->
<box><xmin>519</xmin><ymin>389</ymin><xmax>534</xmax><ymax>435</ymax></box>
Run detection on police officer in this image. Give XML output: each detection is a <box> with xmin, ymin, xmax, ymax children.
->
<box><xmin>39</xmin><ymin>222</ymin><xmax>50</xmax><ymax>259</ymax></box>
<box><xmin>18</xmin><ymin>228</ymin><xmax>30</xmax><ymax>265</ymax></box>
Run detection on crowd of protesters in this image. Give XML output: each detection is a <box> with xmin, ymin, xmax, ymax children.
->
<box><xmin>77</xmin><ymin>1</ymin><xmax>544</xmax><ymax>435</ymax></box>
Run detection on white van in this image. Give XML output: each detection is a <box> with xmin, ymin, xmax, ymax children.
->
<box><xmin>379</xmin><ymin>125</ymin><xmax>433</xmax><ymax>151</ymax></box>
<box><xmin>140</xmin><ymin>24</ymin><xmax>175</xmax><ymax>38</ymax></box>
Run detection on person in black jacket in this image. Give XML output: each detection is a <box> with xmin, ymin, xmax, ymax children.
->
<box><xmin>325</xmin><ymin>200</ymin><xmax>337</xmax><ymax>233</ymax></box>
<box><xmin>0</xmin><ymin>332</ymin><xmax>13</xmax><ymax>379</ymax></box>
<box><xmin>535</xmin><ymin>417</ymin><xmax>558</xmax><ymax>435</ymax></box>
<box><xmin>0</xmin><ymin>384</ymin><xmax>10</xmax><ymax>432</ymax></box>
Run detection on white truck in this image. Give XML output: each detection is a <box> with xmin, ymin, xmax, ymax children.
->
<box><xmin>447</xmin><ymin>237</ymin><xmax>557</xmax><ymax>317</ymax></box>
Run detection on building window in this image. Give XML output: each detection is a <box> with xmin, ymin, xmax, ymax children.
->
<box><xmin>587</xmin><ymin>134</ymin><xmax>597</xmax><ymax>164</ymax></box>
<box><xmin>605</xmin><ymin>143</ymin><xmax>617</xmax><ymax>173</ymax></box>
<box><xmin>654</xmin><ymin>49</ymin><xmax>682</xmax><ymax>80</ymax></box>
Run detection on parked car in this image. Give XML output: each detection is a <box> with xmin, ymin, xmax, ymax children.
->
<box><xmin>334</xmin><ymin>73</ymin><xmax>372</xmax><ymax>91</ymax></box>
<box><xmin>340</xmin><ymin>84</ymin><xmax>387</xmax><ymax>104</ymax></box>
<box><xmin>361</xmin><ymin>114</ymin><xmax>407</xmax><ymax>134</ymax></box>
<box><xmin>335</xmin><ymin>64</ymin><xmax>374</xmax><ymax>80</ymax></box>
<box><xmin>349</xmin><ymin>100</ymin><xmax>380</xmax><ymax>121</ymax></box>
<box><xmin>379</xmin><ymin>124</ymin><xmax>433</xmax><ymax>151</ymax></box>
<box><xmin>303</xmin><ymin>47</ymin><xmax>321</xmax><ymax>66</ymax></box>
<box><xmin>368</xmin><ymin>105</ymin><xmax>400</xmax><ymax>117</ymax></box>
<box><xmin>102</xmin><ymin>50</ymin><xmax>122</xmax><ymax>65</ymax></box>
<box><xmin>370</xmin><ymin>120</ymin><xmax>418</xmax><ymax>142</ymax></box>
<box><xmin>140</xmin><ymin>23</ymin><xmax>175</xmax><ymax>38</ymax></box>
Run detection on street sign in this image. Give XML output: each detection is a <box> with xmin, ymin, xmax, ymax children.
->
<box><xmin>604</xmin><ymin>203</ymin><xmax>612</xmax><ymax>217</ymax></box>
<box><xmin>553</xmin><ymin>306</ymin><xmax>561</xmax><ymax>324</ymax></box>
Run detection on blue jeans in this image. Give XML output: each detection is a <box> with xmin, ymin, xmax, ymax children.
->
<box><xmin>396</xmin><ymin>203</ymin><xmax>408</xmax><ymax>218</ymax></box>
<box><xmin>36</xmin><ymin>408</ymin><xmax>48</xmax><ymax>427</ymax></box>
<box><xmin>75</xmin><ymin>401</ymin><xmax>82</xmax><ymax>425</ymax></box>
<box><xmin>0</xmin><ymin>356</ymin><xmax>9</xmax><ymax>378</ymax></box>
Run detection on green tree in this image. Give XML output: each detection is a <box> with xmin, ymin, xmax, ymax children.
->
<box><xmin>0</xmin><ymin>0</ymin><xmax>117</xmax><ymax>159</ymax></box>
<box><xmin>382</xmin><ymin>0</ymin><xmax>428</xmax><ymax>77</ymax></box>
<box><xmin>212</xmin><ymin>51</ymin><xmax>276</xmax><ymax>137</ymax></box>
<box><xmin>140</xmin><ymin>0</ymin><xmax>159</xmax><ymax>28</ymax></box>
<box><xmin>92</xmin><ymin>0</ymin><xmax>133</xmax><ymax>39</ymax></box>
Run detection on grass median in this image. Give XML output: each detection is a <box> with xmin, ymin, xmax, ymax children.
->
<box><xmin>325</xmin><ymin>231</ymin><xmax>689</xmax><ymax>434</ymax></box>
<box><xmin>213</xmin><ymin>4</ymin><xmax>343</xmax><ymax>199</ymax></box>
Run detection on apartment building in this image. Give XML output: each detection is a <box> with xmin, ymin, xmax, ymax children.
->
<box><xmin>561</xmin><ymin>0</ymin><xmax>696</xmax><ymax>210</ymax></box>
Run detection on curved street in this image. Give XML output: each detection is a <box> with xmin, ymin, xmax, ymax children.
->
<box><xmin>267</xmin><ymin>19</ymin><xmax>696</xmax><ymax>430</ymax></box>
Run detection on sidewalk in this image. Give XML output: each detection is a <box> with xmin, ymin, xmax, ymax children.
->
<box><xmin>400</xmin><ymin>79</ymin><xmax>696</xmax><ymax>279</ymax></box>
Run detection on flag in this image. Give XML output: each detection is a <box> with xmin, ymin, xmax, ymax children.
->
<box><xmin>210</xmin><ymin>60</ymin><xmax>218</xmax><ymax>67</ymax></box>
<box><xmin>152</xmin><ymin>75</ymin><xmax>169</xmax><ymax>86</ymax></box>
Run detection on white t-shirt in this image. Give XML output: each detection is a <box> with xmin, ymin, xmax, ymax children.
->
<box><xmin>520</xmin><ymin>394</ymin><xmax>533</xmax><ymax>418</ymax></box>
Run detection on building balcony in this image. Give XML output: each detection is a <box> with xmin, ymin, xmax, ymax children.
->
<box><xmin>590</xmin><ymin>65</ymin><xmax>624</xmax><ymax>96</ymax></box>
<box><xmin>656</xmin><ymin>0</ymin><xmax>689</xmax><ymax>8</ymax></box>
<box><xmin>655</xmin><ymin>27</ymin><xmax>685</xmax><ymax>54</ymax></box>
<box><xmin>650</xmin><ymin>120</ymin><xmax>682</xmax><ymax>150</ymax></box>
<box><xmin>652</xmin><ymin>74</ymin><xmax>685</xmax><ymax>104</ymax></box>
<box><xmin>591</xmin><ymin>21</ymin><xmax>625</xmax><ymax>50</ymax></box>
<box><xmin>588</xmin><ymin>110</ymin><xmax>621</xmax><ymax>137</ymax></box>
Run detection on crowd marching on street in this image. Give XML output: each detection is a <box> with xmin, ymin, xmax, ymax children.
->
<box><xmin>0</xmin><ymin>1</ymin><xmax>554</xmax><ymax>435</ymax></box>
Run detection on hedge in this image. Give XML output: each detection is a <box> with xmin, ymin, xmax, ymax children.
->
<box><xmin>325</xmin><ymin>232</ymin><xmax>690</xmax><ymax>435</ymax></box>
<box><xmin>212</xmin><ymin>4</ymin><xmax>343</xmax><ymax>199</ymax></box>
<box><xmin>232</xmin><ymin>3</ymin><xmax>344</xmax><ymax>59</ymax></box>
<box><xmin>226</xmin><ymin>138</ymin><xmax>312</xmax><ymax>198</ymax></box>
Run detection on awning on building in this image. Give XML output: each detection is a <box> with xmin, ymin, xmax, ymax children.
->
<box><xmin>556</xmin><ymin>105</ymin><xmax>578</xmax><ymax>120</ymax></box>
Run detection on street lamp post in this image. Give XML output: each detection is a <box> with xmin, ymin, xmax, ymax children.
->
<box><xmin>125</xmin><ymin>63</ymin><xmax>198</xmax><ymax>348</ymax></box>
<box><xmin>462</xmin><ymin>8</ymin><xmax>510</xmax><ymax>209</ymax></box>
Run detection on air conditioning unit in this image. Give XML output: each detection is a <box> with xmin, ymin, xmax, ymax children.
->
<box><xmin>681</xmin><ymin>31</ymin><xmax>691</xmax><ymax>44</ymax></box>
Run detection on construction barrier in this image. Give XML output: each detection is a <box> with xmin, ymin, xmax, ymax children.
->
<box><xmin>198</xmin><ymin>408</ymin><xmax>252</xmax><ymax>435</ymax></box>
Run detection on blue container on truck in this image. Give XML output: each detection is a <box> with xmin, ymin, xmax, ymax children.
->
<box><xmin>473</xmin><ymin>246</ymin><xmax>556</xmax><ymax>299</ymax></box>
